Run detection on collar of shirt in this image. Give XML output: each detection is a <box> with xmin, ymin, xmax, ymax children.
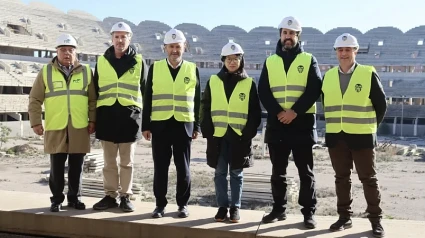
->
<box><xmin>338</xmin><ymin>62</ymin><xmax>356</xmax><ymax>74</ymax></box>
<box><xmin>57</xmin><ymin>61</ymin><xmax>74</xmax><ymax>72</ymax></box>
<box><xmin>166</xmin><ymin>58</ymin><xmax>183</xmax><ymax>69</ymax></box>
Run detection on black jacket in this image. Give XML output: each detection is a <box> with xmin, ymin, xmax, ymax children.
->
<box><xmin>93</xmin><ymin>46</ymin><xmax>148</xmax><ymax>143</ymax></box>
<box><xmin>142</xmin><ymin>60</ymin><xmax>201</xmax><ymax>137</ymax></box>
<box><xmin>201</xmin><ymin>63</ymin><xmax>262</xmax><ymax>170</ymax></box>
<box><xmin>322</xmin><ymin>63</ymin><xmax>387</xmax><ymax>149</ymax></box>
<box><xmin>258</xmin><ymin>40</ymin><xmax>322</xmax><ymax>146</ymax></box>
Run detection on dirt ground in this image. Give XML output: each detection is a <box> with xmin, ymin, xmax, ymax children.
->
<box><xmin>0</xmin><ymin>135</ymin><xmax>424</xmax><ymax>221</ymax></box>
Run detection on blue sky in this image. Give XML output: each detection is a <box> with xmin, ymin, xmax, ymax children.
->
<box><xmin>21</xmin><ymin>0</ymin><xmax>425</xmax><ymax>33</ymax></box>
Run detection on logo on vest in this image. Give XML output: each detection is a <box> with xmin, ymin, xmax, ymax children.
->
<box><xmin>239</xmin><ymin>93</ymin><xmax>246</xmax><ymax>101</ymax></box>
<box><xmin>129</xmin><ymin>68</ymin><xmax>135</xmax><ymax>74</ymax></box>
<box><xmin>297</xmin><ymin>65</ymin><xmax>304</xmax><ymax>73</ymax></box>
<box><xmin>72</xmin><ymin>78</ymin><xmax>81</xmax><ymax>83</ymax></box>
<box><xmin>184</xmin><ymin>77</ymin><xmax>190</xmax><ymax>84</ymax></box>
<box><xmin>355</xmin><ymin>84</ymin><xmax>362</xmax><ymax>92</ymax></box>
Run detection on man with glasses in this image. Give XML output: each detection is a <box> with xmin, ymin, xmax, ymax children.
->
<box><xmin>258</xmin><ymin>16</ymin><xmax>322</xmax><ymax>228</ymax></box>
<box><xmin>28</xmin><ymin>33</ymin><xmax>96</xmax><ymax>212</ymax></box>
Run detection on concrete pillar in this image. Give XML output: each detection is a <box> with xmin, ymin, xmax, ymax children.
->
<box><xmin>8</xmin><ymin>113</ymin><xmax>23</xmax><ymax>137</ymax></box>
<box><xmin>414</xmin><ymin>117</ymin><xmax>418</xmax><ymax>137</ymax></box>
<box><xmin>393</xmin><ymin>117</ymin><xmax>397</xmax><ymax>135</ymax></box>
<box><xmin>388</xmin><ymin>97</ymin><xmax>392</xmax><ymax>105</ymax></box>
<box><xmin>409</xmin><ymin>98</ymin><xmax>413</xmax><ymax>105</ymax></box>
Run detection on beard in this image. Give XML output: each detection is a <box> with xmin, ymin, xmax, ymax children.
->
<box><xmin>282</xmin><ymin>39</ymin><xmax>296</xmax><ymax>50</ymax></box>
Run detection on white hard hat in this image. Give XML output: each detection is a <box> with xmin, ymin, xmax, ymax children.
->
<box><xmin>56</xmin><ymin>34</ymin><xmax>77</xmax><ymax>48</ymax></box>
<box><xmin>110</xmin><ymin>22</ymin><xmax>132</xmax><ymax>35</ymax></box>
<box><xmin>334</xmin><ymin>33</ymin><xmax>359</xmax><ymax>49</ymax></box>
<box><xmin>221</xmin><ymin>42</ymin><xmax>244</xmax><ymax>56</ymax></box>
<box><xmin>164</xmin><ymin>29</ymin><xmax>186</xmax><ymax>44</ymax></box>
<box><xmin>278</xmin><ymin>16</ymin><xmax>302</xmax><ymax>33</ymax></box>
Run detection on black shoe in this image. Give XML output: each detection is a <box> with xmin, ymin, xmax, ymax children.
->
<box><xmin>177</xmin><ymin>206</ymin><xmax>189</xmax><ymax>218</ymax></box>
<box><xmin>152</xmin><ymin>206</ymin><xmax>165</xmax><ymax>218</ymax></box>
<box><xmin>67</xmin><ymin>200</ymin><xmax>86</xmax><ymax>210</ymax></box>
<box><xmin>50</xmin><ymin>203</ymin><xmax>61</xmax><ymax>212</ymax></box>
<box><xmin>120</xmin><ymin>196</ymin><xmax>135</xmax><ymax>212</ymax></box>
<box><xmin>330</xmin><ymin>217</ymin><xmax>353</xmax><ymax>231</ymax></box>
<box><xmin>214</xmin><ymin>207</ymin><xmax>228</xmax><ymax>222</ymax></box>
<box><xmin>304</xmin><ymin>215</ymin><xmax>317</xmax><ymax>229</ymax></box>
<box><xmin>262</xmin><ymin>210</ymin><xmax>287</xmax><ymax>223</ymax></box>
<box><xmin>92</xmin><ymin>196</ymin><xmax>119</xmax><ymax>210</ymax></box>
<box><xmin>372</xmin><ymin>221</ymin><xmax>385</xmax><ymax>237</ymax></box>
<box><xmin>229</xmin><ymin>207</ymin><xmax>240</xmax><ymax>223</ymax></box>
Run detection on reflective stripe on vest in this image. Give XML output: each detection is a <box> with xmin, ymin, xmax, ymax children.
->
<box><xmin>151</xmin><ymin>59</ymin><xmax>196</xmax><ymax>122</ymax></box>
<box><xmin>266</xmin><ymin>53</ymin><xmax>316</xmax><ymax>113</ymax></box>
<box><xmin>43</xmin><ymin>64</ymin><xmax>91</xmax><ymax>131</ymax></box>
<box><xmin>322</xmin><ymin>65</ymin><xmax>377</xmax><ymax>134</ymax></box>
<box><xmin>210</xmin><ymin>75</ymin><xmax>252</xmax><ymax>137</ymax></box>
<box><xmin>96</xmin><ymin>54</ymin><xmax>143</xmax><ymax>108</ymax></box>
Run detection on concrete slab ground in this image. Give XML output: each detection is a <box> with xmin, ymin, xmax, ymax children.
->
<box><xmin>0</xmin><ymin>190</ymin><xmax>423</xmax><ymax>238</ymax></box>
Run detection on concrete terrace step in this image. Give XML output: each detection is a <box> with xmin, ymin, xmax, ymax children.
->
<box><xmin>0</xmin><ymin>190</ymin><xmax>423</xmax><ymax>238</ymax></box>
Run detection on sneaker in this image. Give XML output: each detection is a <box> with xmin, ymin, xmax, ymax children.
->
<box><xmin>372</xmin><ymin>221</ymin><xmax>385</xmax><ymax>237</ymax></box>
<box><xmin>304</xmin><ymin>215</ymin><xmax>317</xmax><ymax>229</ymax></box>
<box><xmin>50</xmin><ymin>203</ymin><xmax>61</xmax><ymax>212</ymax></box>
<box><xmin>214</xmin><ymin>207</ymin><xmax>228</xmax><ymax>222</ymax></box>
<box><xmin>330</xmin><ymin>217</ymin><xmax>353</xmax><ymax>231</ymax></box>
<box><xmin>93</xmin><ymin>195</ymin><xmax>119</xmax><ymax>210</ymax></box>
<box><xmin>67</xmin><ymin>200</ymin><xmax>86</xmax><ymax>210</ymax></box>
<box><xmin>120</xmin><ymin>195</ymin><xmax>135</xmax><ymax>212</ymax></box>
<box><xmin>229</xmin><ymin>207</ymin><xmax>240</xmax><ymax>223</ymax></box>
<box><xmin>177</xmin><ymin>206</ymin><xmax>189</xmax><ymax>218</ymax></box>
<box><xmin>152</xmin><ymin>206</ymin><xmax>165</xmax><ymax>218</ymax></box>
<box><xmin>262</xmin><ymin>210</ymin><xmax>287</xmax><ymax>223</ymax></box>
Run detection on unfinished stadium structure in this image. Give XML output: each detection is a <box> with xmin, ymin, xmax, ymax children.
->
<box><xmin>1</xmin><ymin>0</ymin><xmax>425</xmax><ymax>137</ymax></box>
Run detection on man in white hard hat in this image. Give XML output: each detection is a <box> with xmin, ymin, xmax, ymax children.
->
<box><xmin>28</xmin><ymin>33</ymin><xmax>96</xmax><ymax>212</ymax></box>
<box><xmin>258</xmin><ymin>16</ymin><xmax>322</xmax><ymax>228</ymax></box>
<box><xmin>142</xmin><ymin>28</ymin><xmax>201</xmax><ymax>218</ymax></box>
<box><xmin>92</xmin><ymin>21</ymin><xmax>147</xmax><ymax>212</ymax></box>
<box><xmin>201</xmin><ymin>42</ymin><xmax>261</xmax><ymax>222</ymax></box>
<box><xmin>322</xmin><ymin>33</ymin><xmax>387</xmax><ymax>237</ymax></box>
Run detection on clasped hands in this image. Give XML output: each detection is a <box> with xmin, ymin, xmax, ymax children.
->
<box><xmin>277</xmin><ymin>109</ymin><xmax>297</xmax><ymax>124</ymax></box>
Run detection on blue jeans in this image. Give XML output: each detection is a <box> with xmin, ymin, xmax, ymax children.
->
<box><xmin>214</xmin><ymin>138</ymin><xmax>244</xmax><ymax>208</ymax></box>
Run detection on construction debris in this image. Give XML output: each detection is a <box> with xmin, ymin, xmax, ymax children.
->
<box><xmin>83</xmin><ymin>153</ymin><xmax>104</xmax><ymax>173</ymax></box>
<box><xmin>59</xmin><ymin>176</ymin><xmax>144</xmax><ymax>201</ymax></box>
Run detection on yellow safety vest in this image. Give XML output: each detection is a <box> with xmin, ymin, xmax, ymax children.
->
<box><xmin>151</xmin><ymin>59</ymin><xmax>197</xmax><ymax>122</ymax></box>
<box><xmin>43</xmin><ymin>64</ymin><xmax>91</xmax><ymax>131</ymax></box>
<box><xmin>322</xmin><ymin>65</ymin><xmax>377</xmax><ymax>134</ymax></box>
<box><xmin>210</xmin><ymin>75</ymin><xmax>252</xmax><ymax>137</ymax></box>
<box><xmin>266</xmin><ymin>53</ymin><xmax>316</xmax><ymax>113</ymax></box>
<box><xmin>96</xmin><ymin>54</ymin><xmax>143</xmax><ymax>108</ymax></box>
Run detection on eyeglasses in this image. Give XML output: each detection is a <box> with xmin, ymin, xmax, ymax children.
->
<box><xmin>225</xmin><ymin>57</ymin><xmax>241</xmax><ymax>62</ymax></box>
<box><xmin>59</xmin><ymin>48</ymin><xmax>76</xmax><ymax>54</ymax></box>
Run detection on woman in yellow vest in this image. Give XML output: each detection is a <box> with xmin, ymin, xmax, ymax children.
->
<box><xmin>201</xmin><ymin>42</ymin><xmax>261</xmax><ymax>222</ymax></box>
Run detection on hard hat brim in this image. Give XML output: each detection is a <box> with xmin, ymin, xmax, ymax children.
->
<box><xmin>56</xmin><ymin>45</ymin><xmax>77</xmax><ymax>49</ymax></box>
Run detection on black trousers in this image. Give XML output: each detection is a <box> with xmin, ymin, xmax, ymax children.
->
<box><xmin>152</xmin><ymin>127</ymin><xmax>192</xmax><ymax>208</ymax></box>
<box><xmin>268</xmin><ymin>142</ymin><xmax>317</xmax><ymax>216</ymax></box>
<box><xmin>49</xmin><ymin>153</ymin><xmax>85</xmax><ymax>204</ymax></box>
